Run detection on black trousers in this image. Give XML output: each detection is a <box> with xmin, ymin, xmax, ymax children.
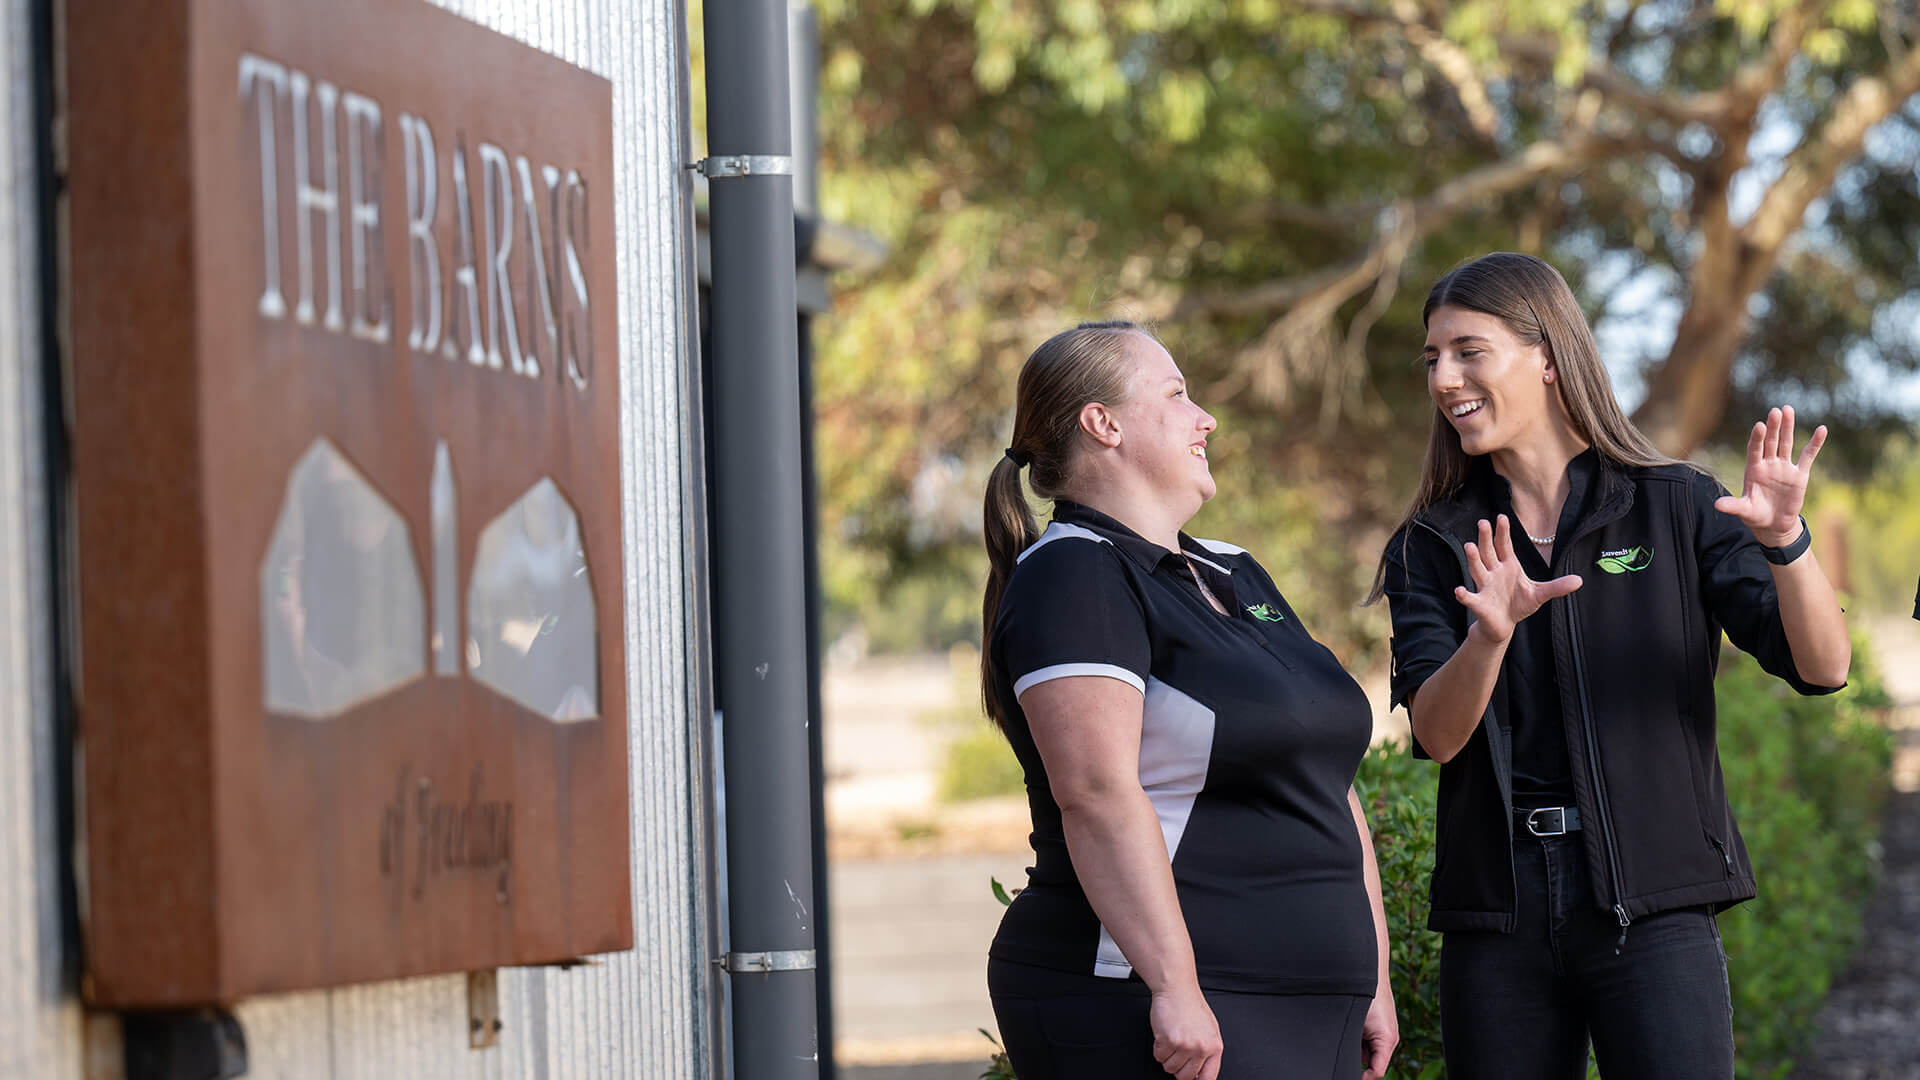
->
<box><xmin>1439</xmin><ymin>832</ymin><xmax>1736</xmax><ymax>1080</ymax></box>
<box><xmin>988</xmin><ymin>957</ymin><xmax>1367</xmax><ymax>1080</ymax></box>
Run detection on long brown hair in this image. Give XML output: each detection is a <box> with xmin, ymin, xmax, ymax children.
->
<box><xmin>1366</xmin><ymin>252</ymin><xmax>1683</xmax><ymax>603</ymax></box>
<box><xmin>981</xmin><ymin>320</ymin><xmax>1151</xmax><ymax>732</ymax></box>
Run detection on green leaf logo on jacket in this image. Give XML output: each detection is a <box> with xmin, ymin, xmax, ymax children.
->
<box><xmin>1244</xmin><ymin>603</ymin><xmax>1285</xmax><ymax>622</ymax></box>
<box><xmin>1595</xmin><ymin>546</ymin><xmax>1653</xmax><ymax>574</ymax></box>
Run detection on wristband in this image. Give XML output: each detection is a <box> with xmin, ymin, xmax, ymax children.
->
<box><xmin>1759</xmin><ymin>515</ymin><xmax>1811</xmax><ymax>566</ymax></box>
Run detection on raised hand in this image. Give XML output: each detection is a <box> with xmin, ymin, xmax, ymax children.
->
<box><xmin>1454</xmin><ymin>515</ymin><xmax>1584</xmax><ymax>644</ymax></box>
<box><xmin>1715</xmin><ymin>405</ymin><xmax>1826</xmax><ymax>547</ymax></box>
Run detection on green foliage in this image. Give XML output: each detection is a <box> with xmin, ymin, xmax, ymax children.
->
<box><xmin>1712</xmin><ymin>639</ymin><xmax>1894</xmax><ymax>1078</ymax></box>
<box><xmin>940</xmin><ymin>724</ymin><xmax>1027</xmax><ymax>802</ymax></box>
<box><xmin>1352</xmin><ymin>742</ymin><xmax>1445</xmax><ymax>1076</ymax></box>
<box><xmin>802</xmin><ymin>0</ymin><xmax>1920</xmax><ymax>657</ymax></box>
<box><xmin>978</xmin><ymin>1028</ymin><xmax>1017</xmax><ymax>1080</ymax></box>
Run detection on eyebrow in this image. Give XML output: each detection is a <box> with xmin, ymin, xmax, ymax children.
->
<box><xmin>1420</xmin><ymin>335</ymin><xmax>1493</xmax><ymax>354</ymax></box>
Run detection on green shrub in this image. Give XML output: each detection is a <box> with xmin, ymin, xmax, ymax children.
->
<box><xmin>940</xmin><ymin>724</ymin><xmax>1026</xmax><ymax>802</ymax></box>
<box><xmin>1353</xmin><ymin>742</ymin><xmax>1446</xmax><ymax>1077</ymax></box>
<box><xmin>1712</xmin><ymin>641</ymin><xmax>1893</xmax><ymax>1078</ymax></box>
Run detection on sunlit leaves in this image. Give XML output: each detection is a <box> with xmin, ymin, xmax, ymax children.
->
<box><xmin>1147</xmin><ymin>71</ymin><xmax>1211</xmax><ymax>143</ymax></box>
<box><xmin>794</xmin><ymin>0</ymin><xmax>1920</xmax><ymax>654</ymax></box>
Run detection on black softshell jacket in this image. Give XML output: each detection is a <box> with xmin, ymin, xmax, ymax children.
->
<box><xmin>1383</xmin><ymin>459</ymin><xmax>1842</xmax><ymax>934</ymax></box>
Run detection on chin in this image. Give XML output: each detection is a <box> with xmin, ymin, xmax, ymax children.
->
<box><xmin>1455</xmin><ymin>429</ymin><xmax>1497</xmax><ymax>456</ymax></box>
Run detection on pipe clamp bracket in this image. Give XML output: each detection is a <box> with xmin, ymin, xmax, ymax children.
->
<box><xmin>690</xmin><ymin>155</ymin><xmax>794</xmax><ymax>179</ymax></box>
<box><xmin>717</xmin><ymin>949</ymin><xmax>816</xmax><ymax>973</ymax></box>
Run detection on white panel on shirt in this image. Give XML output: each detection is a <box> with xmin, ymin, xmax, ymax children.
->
<box><xmin>1094</xmin><ymin>677</ymin><xmax>1216</xmax><ymax>979</ymax></box>
<box><xmin>1193</xmin><ymin>537</ymin><xmax>1247</xmax><ymax>557</ymax></box>
<box><xmin>1015</xmin><ymin>521</ymin><xmax>1109</xmax><ymax>563</ymax></box>
<box><xmin>1013</xmin><ymin>663</ymin><xmax>1145</xmax><ymax>698</ymax></box>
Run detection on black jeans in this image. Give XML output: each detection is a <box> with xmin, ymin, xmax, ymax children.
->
<box><xmin>1440</xmin><ymin>833</ymin><xmax>1735</xmax><ymax>1080</ymax></box>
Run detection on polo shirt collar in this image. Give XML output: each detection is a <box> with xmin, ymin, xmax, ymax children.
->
<box><xmin>1052</xmin><ymin>499</ymin><xmax>1207</xmax><ymax>574</ymax></box>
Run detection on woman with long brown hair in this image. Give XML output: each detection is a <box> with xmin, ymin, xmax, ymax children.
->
<box><xmin>981</xmin><ymin>320</ymin><xmax>1397</xmax><ymax>1079</ymax></box>
<box><xmin>1374</xmin><ymin>252</ymin><xmax>1851</xmax><ymax>1078</ymax></box>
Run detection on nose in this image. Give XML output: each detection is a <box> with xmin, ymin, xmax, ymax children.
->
<box><xmin>1429</xmin><ymin>354</ymin><xmax>1463</xmax><ymax>395</ymax></box>
<box><xmin>1196</xmin><ymin>406</ymin><xmax>1218</xmax><ymax>435</ymax></box>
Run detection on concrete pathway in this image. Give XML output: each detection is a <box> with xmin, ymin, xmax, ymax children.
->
<box><xmin>830</xmin><ymin>852</ymin><xmax>1027</xmax><ymax>1069</ymax></box>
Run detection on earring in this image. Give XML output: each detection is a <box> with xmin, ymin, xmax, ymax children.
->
<box><xmin>1544</xmin><ymin>372</ymin><xmax>1554</xmax><ymax>383</ymax></box>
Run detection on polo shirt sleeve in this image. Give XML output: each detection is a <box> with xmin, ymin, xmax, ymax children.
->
<box><xmin>1380</xmin><ymin>526</ymin><xmax>1469</xmax><ymax>758</ymax></box>
<box><xmin>1691</xmin><ymin>472</ymin><xmax>1843</xmax><ymax>696</ymax></box>
<box><xmin>997</xmin><ymin>539</ymin><xmax>1150</xmax><ymax>699</ymax></box>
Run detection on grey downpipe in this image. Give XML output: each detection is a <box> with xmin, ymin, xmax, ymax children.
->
<box><xmin>700</xmin><ymin>3</ymin><xmax>820</xmax><ymax>1078</ymax></box>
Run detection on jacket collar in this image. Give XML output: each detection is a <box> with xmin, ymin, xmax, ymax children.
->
<box><xmin>1415</xmin><ymin>449</ymin><xmax>1635</xmax><ymax>545</ymax></box>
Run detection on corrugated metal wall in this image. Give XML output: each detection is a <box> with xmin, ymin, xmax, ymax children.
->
<box><xmin>0</xmin><ymin>0</ymin><xmax>87</xmax><ymax>1073</ymax></box>
<box><xmin>0</xmin><ymin>0</ymin><xmax>718</xmax><ymax>1076</ymax></box>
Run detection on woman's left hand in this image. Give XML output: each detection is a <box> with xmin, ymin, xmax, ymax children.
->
<box><xmin>1360</xmin><ymin>987</ymin><xmax>1398</xmax><ymax>1080</ymax></box>
<box><xmin>1714</xmin><ymin>405</ymin><xmax>1827</xmax><ymax>547</ymax></box>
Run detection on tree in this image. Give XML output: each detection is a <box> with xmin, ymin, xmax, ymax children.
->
<box><xmin>808</xmin><ymin>0</ymin><xmax>1920</xmax><ymax>656</ymax></box>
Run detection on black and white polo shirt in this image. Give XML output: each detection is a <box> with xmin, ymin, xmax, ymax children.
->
<box><xmin>986</xmin><ymin>500</ymin><xmax>1377</xmax><ymax>996</ymax></box>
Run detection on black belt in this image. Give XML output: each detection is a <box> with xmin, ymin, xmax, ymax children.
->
<box><xmin>1515</xmin><ymin>805</ymin><xmax>1582</xmax><ymax>837</ymax></box>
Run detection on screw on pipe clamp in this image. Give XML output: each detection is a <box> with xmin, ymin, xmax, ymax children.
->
<box><xmin>716</xmin><ymin>949</ymin><xmax>816</xmax><ymax>973</ymax></box>
<box><xmin>689</xmin><ymin>155</ymin><xmax>794</xmax><ymax>179</ymax></box>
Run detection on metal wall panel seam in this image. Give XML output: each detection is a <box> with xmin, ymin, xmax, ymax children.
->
<box><xmin>0</xmin><ymin>0</ymin><xmax>85</xmax><ymax>1073</ymax></box>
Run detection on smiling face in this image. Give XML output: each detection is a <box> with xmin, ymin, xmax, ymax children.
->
<box><xmin>1109</xmin><ymin>333</ymin><xmax>1218</xmax><ymax>508</ymax></box>
<box><xmin>1423</xmin><ymin>304</ymin><xmax>1562</xmax><ymax>457</ymax></box>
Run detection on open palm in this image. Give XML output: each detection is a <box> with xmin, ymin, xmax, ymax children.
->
<box><xmin>1715</xmin><ymin>406</ymin><xmax>1826</xmax><ymax>546</ymax></box>
<box><xmin>1454</xmin><ymin>515</ymin><xmax>1583</xmax><ymax>643</ymax></box>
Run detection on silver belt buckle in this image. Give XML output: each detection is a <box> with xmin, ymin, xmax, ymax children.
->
<box><xmin>1525</xmin><ymin>807</ymin><xmax>1568</xmax><ymax>837</ymax></box>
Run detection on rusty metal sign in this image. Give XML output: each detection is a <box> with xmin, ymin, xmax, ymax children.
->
<box><xmin>67</xmin><ymin>0</ymin><xmax>631</xmax><ymax>1006</ymax></box>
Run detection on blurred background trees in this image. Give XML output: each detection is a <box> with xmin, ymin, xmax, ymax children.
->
<box><xmin>802</xmin><ymin>0</ymin><xmax>1920</xmax><ymax>662</ymax></box>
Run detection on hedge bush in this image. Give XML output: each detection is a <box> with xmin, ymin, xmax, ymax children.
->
<box><xmin>1354</xmin><ymin>638</ymin><xmax>1893</xmax><ymax>1079</ymax></box>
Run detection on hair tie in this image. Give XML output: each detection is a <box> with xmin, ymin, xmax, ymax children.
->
<box><xmin>1004</xmin><ymin>446</ymin><xmax>1032</xmax><ymax>468</ymax></box>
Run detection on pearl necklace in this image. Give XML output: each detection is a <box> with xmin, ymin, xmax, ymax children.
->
<box><xmin>1527</xmin><ymin>531</ymin><xmax>1556</xmax><ymax>546</ymax></box>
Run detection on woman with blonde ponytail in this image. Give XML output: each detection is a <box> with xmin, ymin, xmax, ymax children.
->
<box><xmin>982</xmin><ymin>322</ymin><xmax>1398</xmax><ymax>1080</ymax></box>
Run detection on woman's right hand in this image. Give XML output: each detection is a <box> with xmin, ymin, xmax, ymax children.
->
<box><xmin>1454</xmin><ymin>515</ymin><xmax>1583</xmax><ymax>643</ymax></box>
<box><xmin>1150</xmin><ymin>983</ymin><xmax>1222</xmax><ymax>1080</ymax></box>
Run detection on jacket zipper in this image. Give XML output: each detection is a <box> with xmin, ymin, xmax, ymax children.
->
<box><xmin>1707</xmin><ymin>833</ymin><xmax>1734</xmax><ymax>875</ymax></box>
<box><xmin>1564</xmin><ymin>590</ymin><xmax>1633</xmax><ymax>952</ymax></box>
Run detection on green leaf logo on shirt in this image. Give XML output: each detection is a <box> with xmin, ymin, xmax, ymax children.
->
<box><xmin>1245</xmin><ymin>603</ymin><xmax>1285</xmax><ymax>622</ymax></box>
<box><xmin>1595</xmin><ymin>546</ymin><xmax>1653</xmax><ymax>574</ymax></box>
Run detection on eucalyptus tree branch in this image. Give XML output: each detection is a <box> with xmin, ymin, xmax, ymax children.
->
<box><xmin>1288</xmin><ymin>0</ymin><xmax>1501</xmax><ymax>143</ymax></box>
<box><xmin>1742</xmin><ymin>40</ymin><xmax>1920</xmax><ymax>259</ymax></box>
<box><xmin>1156</xmin><ymin>128</ymin><xmax>1643</xmax><ymax>322</ymax></box>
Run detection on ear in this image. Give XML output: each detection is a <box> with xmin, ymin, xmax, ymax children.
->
<box><xmin>1079</xmin><ymin>401</ymin><xmax>1122</xmax><ymax>448</ymax></box>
